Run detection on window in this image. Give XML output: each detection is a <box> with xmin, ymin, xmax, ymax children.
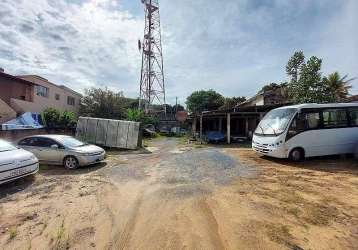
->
<box><xmin>349</xmin><ymin>108</ymin><xmax>358</xmax><ymax>126</ymax></box>
<box><xmin>254</xmin><ymin>108</ymin><xmax>297</xmax><ymax>135</ymax></box>
<box><xmin>286</xmin><ymin>114</ymin><xmax>306</xmax><ymax>140</ymax></box>
<box><xmin>19</xmin><ymin>137</ymin><xmax>39</xmax><ymax>146</ymax></box>
<box><xmin>55</xmin><ymin>93</ymin><xmax>60</xmax><ymax>100</ymax></box>
<box><xmin>36</xmin><ymin>138</ymin><xmax>59</xmax><ymax>148</ymax></box>
<box><xmin>35</xmin><ymin>85</ymin><xmax>49</xmax><ymax>97</ymax></box>
<box><xmin>67</xmin><ymin>96</ymin><xmax>75</xmax><ymax>106</ymax></box>
<box><xmin>322</xmin><ymin>109</ymin><xmax>348</xmax><ymax>128</ymax></box>
<box><xmin>304</xmin><ymin>112</ymin><xmax>320</xmax><ymax>129</ymax></box>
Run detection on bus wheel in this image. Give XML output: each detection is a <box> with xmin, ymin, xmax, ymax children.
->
<box><xmin>289</xmin><ymin>148</ymin><xmax>304</xmax><ymax>162</ymax></box>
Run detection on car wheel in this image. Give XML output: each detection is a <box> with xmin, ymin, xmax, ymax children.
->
<box><xmin>289</xmin><ymin>148</ymin><xmax>304</xmax><ymax>162</ymax></box>
<box><xmin>63</xmin><ymin>156</ymin><xmax>79</xmax><ymax>170</ymax></box>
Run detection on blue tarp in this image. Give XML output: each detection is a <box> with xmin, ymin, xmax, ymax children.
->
<box><xmin>2</xmin><ymin>112</ymin><xmax>43</xmax><ymax>130</ymax></box>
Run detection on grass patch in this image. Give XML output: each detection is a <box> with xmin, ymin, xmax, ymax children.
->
<box><xmin>303</xmin><ymin>202</ymin><xmax>339</xmax><ymax>226</ymax></box>
<box><xmin>53</xmin><ymin>219</ymin><xmax>69</xmax><ymax>250</ymax></box>
<box><xmin>193</xmin><ymin>144</ymin><xmax>206</xmax><ymax>148</ymax></box>
<box><xmin>39</xmin><ymin>164</ymin><xmax>51</xmax><ymax>171</ymax></box>
<box><xmin>9</xmin><ymin>227</ymin><xmax>17</xmax><ymax>240</ymax></box>
<box><xmin>286</xmin><ymin>206</ymin><xmax>301</xmax><ymax>218</ymax></box>
<box><xmin>279</xmin><ymin>190</ymin><xmax>305</xmax><ymax>204</ymax></box>
<box><xmin>265</xmin><ymin>223</ymin><xmax>293</xmax><ymax>246</ymax></box>
<box><xmin>178</xmin><ymin>135</ymin><xmax>190</xmax><ymax>145</ymax></box>
<box><xmin>260</xmin><ymin>187</ymin><xmax>306</xmax><ymax>205</ymax></box>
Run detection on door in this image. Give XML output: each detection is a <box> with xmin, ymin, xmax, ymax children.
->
<box><xmin>34</xmin><ymin>138</ymin><xmax>64</xmax><ymax>164</ymax></box>
<box><xmin>286</xmin><ymin>110</ymin><xmax>323</xmax><ymax>157</ymax></box>
<box><xmin>18</xmin><ymin>137</ymin><xmax>41</xmax><ymax>158</ymax></box>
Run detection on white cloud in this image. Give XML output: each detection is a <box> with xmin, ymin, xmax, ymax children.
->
<box><xmin>317</xmin><ymin>0</ymin><xmax>358</xmax><ymax>94</ymax></box>
<box><xmin>0</xmin><ymin>0</ymin><xmax>143</xmax><ymax>96</ymax></box>
<box><xmin>0</xmin><ymin>0</ymin><xmax>357</xmax><ymax>105</ymax></box>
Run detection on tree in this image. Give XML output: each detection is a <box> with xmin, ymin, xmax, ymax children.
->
<box><xmin>287</xmin><ymin>52</ymin><xmax>331</xmax><ymax>103</ymax></box>
<box><xmin>258</xmin><ymin>82</ymin><xmax>288</xmax><ymax>94</ymax></box>
<box><xmin>322</xmin><ymin>72</ymin><xmax>354</xmax><ymax>101</ymax></box>
<box><xmin>79</xmin><ymin>87</ymin><xmax>138</xmax><ymax>119</ymax></box>
<box><xmin>219</xmin><ymin>96</ymin><xmax>246</xmax><ymax>110</ymax></box>
<box><xmin>186</xmin><ymin>89</ymin><xmax>224</xmax><ymax>113</ymax></box>
<box><xmin>286</xmin><ymin>51</ymin><xmax>305</xmax><ymax>83</ymax></box>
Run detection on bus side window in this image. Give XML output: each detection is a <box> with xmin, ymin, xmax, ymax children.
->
<box><xmin>349</xmin><ymin>108</ymin><xmax>358</xmax><ymax>126</ymax></box>
<box><xmin>305</xmin><ymin>112</ymin><xmax>320</xmax><ymax>129</ymax></box>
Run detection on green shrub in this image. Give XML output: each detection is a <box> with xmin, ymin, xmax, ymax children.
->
<box><xmin>126</xmin><ymin>109</ymin><xmax>159</xmax><ymax>127</ymax></box>
<box><xmin>42</xmin><ymin>108</ymin><xmax>61</xmax><ymax>128</ymax></box>
<box><xmin>42</xmin><ymin>108</ymin><xmax>77</xmax><ymax>128</ymax></box>
<box><xmin>60</xmin><ymin>111</ymin><xmax>77</xmax><ymax>128</ymax></box>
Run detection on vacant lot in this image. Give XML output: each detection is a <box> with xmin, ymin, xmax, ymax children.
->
<box><xmin>1</xmin><ymin>137</ymin><xmax>357</xmax><ymax>250</ymax></box>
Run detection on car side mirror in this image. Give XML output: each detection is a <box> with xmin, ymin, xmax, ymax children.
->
<box><xmin>51</xmin><ymin>144</ymin><xmax>59</xmax><ymax>149</ymax></box>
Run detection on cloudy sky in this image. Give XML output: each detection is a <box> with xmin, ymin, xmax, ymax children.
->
<box><xmin>0</xmin><ymin>0</ymin><xmax>357</xmax><ymax>105</ymax></box>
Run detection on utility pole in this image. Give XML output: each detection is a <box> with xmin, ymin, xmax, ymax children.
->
<box><xmin>138</xmin><ymin>0</ymin><xmax>166</xmax><ymax>114</ymax></box>
<box><xmin>175</xmin><ymin>96</ymin><xmax>178</xmax><ymax>113</ymax></box>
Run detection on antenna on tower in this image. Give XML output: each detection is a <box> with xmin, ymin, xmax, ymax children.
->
<box><xmin>138</xmin><ymin>0</ymin><xmax>166</xmax><ymax>114</ymax></box>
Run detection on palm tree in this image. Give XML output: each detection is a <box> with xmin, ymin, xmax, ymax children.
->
<box><xmin>323</xmin><ymin>72</ymin><xmax>355</xmax><ymax>101</ymax></box>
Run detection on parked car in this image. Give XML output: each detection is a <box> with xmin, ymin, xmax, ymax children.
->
<box><xmin>143</xmin><ymin>124</ymin><xmax>156</xmax><ymax>137</ymax></box>
<box><xmin>205</xmin><ymin>131</ymin><xmax>225</xmax><ymax>143</ymax></box>
<box><xmin>18</xmin><ymin>135</ymin><xmax>106</xmax><ymax>169</ymax></box>
<box><xmin>159</xmin><ymin>126</ymin><xmax>171</xmax><ymax>135</ymax></box>
<box><xmin>0</xmin><ymin>139</ymin><xmax>39</xmax><ymax>185</ymax></box>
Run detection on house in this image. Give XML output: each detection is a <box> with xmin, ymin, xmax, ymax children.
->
<box><xmin>0</xmin><ymin>69</ymin><xmax>82</xmax><ymax>124</ymax></box>
<box><xmin>190</xmin><ymin>85</ymin><xmax>289</xmax><ymax>144</ymax></box>
<box><xmin>239</xmin><ymin>85</ymin><xmax>289</xmax><ymax>107</ymax></box>
<box><xmin>190</xmin><ymin>104</ymin><xmax>284</xmax><ymax>144</ymax></box>
<box><xmin>344</xmin><ymin>95</ymin><xmax>358</xmax><ymax>103</ymax></box>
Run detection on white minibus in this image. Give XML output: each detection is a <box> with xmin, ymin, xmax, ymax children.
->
<box><xmin>252</xmin><ymin>103</ymin><xmax>358</xmax><ymax>161</ymax></box>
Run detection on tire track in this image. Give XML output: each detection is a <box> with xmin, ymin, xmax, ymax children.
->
<box><xmin>113</xmin><ymin>193</ymin><xmax>143</xmax><ymax>250</ymax></box>
<box><xmin>197</xmin><ymin>198</ymin><xmax>227</xmax><ymax>250</ymax></box>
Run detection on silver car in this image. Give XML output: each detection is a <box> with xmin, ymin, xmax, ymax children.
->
<box><xmin>18</xmin><ymin>135</ymin><xmax>105</xmax><ymax>169</ymax></box>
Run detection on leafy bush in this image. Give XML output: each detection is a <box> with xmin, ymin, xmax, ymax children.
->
<box><xmin>42</xmin><ymin>108</ymin><xmax>77</xmax><ymax>128</ymax></box>
<box><xmin>60</xmin><ymin>111</ymin><xmax>77</xmax><ymax>127</ymax></box>
<box><xmin>126</xmin><ymin>109</ymin><xmax>159</xmax><ymax>127</ymax></box>
<box><xmin>42</xmin><ymin>108</ymin><xmax>61</xmax><ymax>128</ymax></box>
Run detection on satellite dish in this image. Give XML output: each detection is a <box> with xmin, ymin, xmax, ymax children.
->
<box><xmin>141</xmin><ymin>0</ymin><xmax>145</xmax><ymax>4</ymax></box>
<box><xmin>138</xmin><ymin>39</ymin><xmax>142</xmax><ymax>51</ymax></box>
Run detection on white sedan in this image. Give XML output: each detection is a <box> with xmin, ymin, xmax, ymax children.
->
<box><xmin>0</xmin><ymin>139</ymin><xmax>39</xmax><ymax>185</ymax></box>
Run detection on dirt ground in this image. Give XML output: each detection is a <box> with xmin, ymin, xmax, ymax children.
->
<box><xmin>1</xmin><ymin>137</ymin><xmax>357</xmax><ymax>250</ymax></box>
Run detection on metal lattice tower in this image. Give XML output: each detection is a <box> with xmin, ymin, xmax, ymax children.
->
<box><xmin>138</xmin><ymin>0</ymin><xmax>166</xmax><ymax>113</ymax></box>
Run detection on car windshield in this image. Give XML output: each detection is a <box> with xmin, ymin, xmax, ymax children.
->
<box><xmin>255</xmin><ymin>108</ymin><xmax>297</xmax><ymax>135</ymax></box>
<box><xmin>59</xmin><ymin>137</ymin><xmax>87</xmax><ymax>148</ymax></box>
<box><xmin>0</xmin><ymin>140</ymin><xmax>17</xmax><ymax>152</ymax></box>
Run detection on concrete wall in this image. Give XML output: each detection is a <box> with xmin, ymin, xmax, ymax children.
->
<box><xmin>10</xmin><ymin>98</ymin><xmax>44</xmax><ymax>114</ymax></box>
<box><xmin>19</xmin><ymin>75</ymin><xmax>81</xmax><ymax>114</ymax></box>
<box><xmin>0</xmin><ymin>98</ymin><xmax>16</xmax><ymax>124</ymax></box>
<box><xmin>76</xmin><ymin>117</ymin><xmax>141</xmax><ymax>149</ymax></box>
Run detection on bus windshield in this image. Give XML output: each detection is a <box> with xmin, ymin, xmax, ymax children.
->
<box><xmin>255</xmin><ymin>108</ymin><xmax>297</xmax><ymax>136</ymax></box>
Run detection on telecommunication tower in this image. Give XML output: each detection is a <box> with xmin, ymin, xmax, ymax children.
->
<box><xmin>138</xmin><ymin>0</ymin><xmax>166</xmax><ymax>113</ymax></box>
